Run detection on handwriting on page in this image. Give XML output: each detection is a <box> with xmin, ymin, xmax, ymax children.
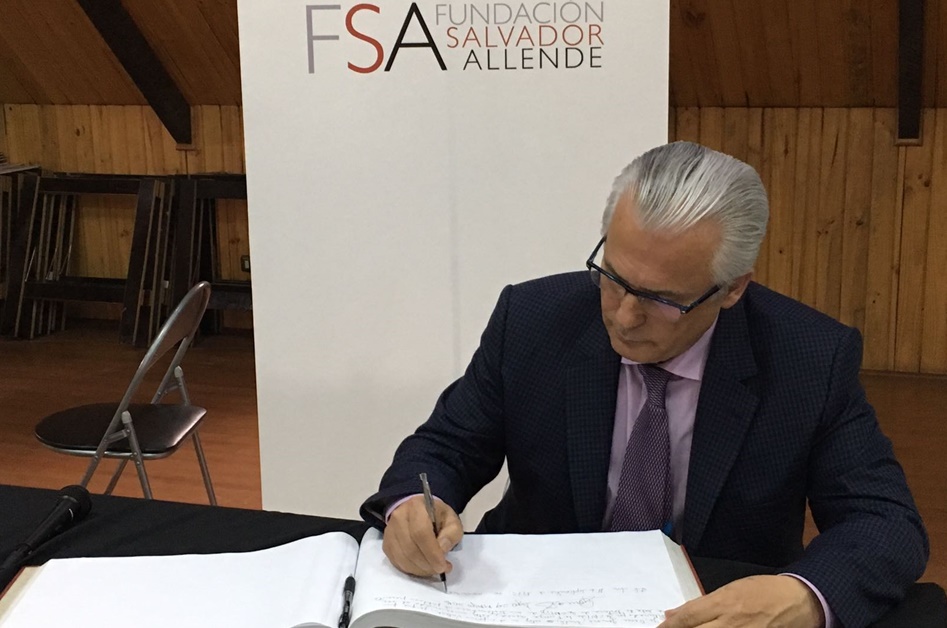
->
<box><xmin>373</xmin><ymin>587</ymin><xmax>664</xmax><ymax>626</ymax></box>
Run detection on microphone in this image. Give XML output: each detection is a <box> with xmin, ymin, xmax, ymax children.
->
<box><xmin>0</xmin><ymin>485</ymin><xmax>92</xmax><ymax>588</ymax></box>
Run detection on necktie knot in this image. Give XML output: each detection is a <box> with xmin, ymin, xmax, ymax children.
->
<box><xmin>638</xmin><ymin>364</ymin><xmax>672</xmax><ymax>408</ymax></box>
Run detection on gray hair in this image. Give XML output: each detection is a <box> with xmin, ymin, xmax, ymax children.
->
<box><xmin>601</xmin><ymin>141</ymin><xmax>768</xmax><ymax>287</ymax></box>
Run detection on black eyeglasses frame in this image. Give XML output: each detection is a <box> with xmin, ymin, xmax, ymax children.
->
<box><xmin>585</xmin><ymin>237</ymin><xmax>721</xmax><ymax>316</ymax></box>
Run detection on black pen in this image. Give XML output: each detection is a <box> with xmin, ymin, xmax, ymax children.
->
<box><xmin>338</xmin><ymin>575</ymin><xmax>355</xmax><ymax>628</ymax></box>
<box><xmin>419</xmin><ymin>472</ymin><xmax>448</xmax><ymax>592</ymax></box>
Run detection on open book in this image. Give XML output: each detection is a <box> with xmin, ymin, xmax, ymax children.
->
<box><xmin>0</xmin><ymin>528</ymin><xmax>701</xmax><ymax>628</ymax></box>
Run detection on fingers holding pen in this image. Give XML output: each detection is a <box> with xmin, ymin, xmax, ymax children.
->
<box><xmin>434</xmin><ymin>499</ymin><xmax>463</xmax><ymax>553</ymax></box>
<box><xmin>383</xmin><ymin>495</ymin><xmax>463</xmax><ymax>577</ymax></box>
<box><xmin>404</xmin><ymin>496</ymin><xmax>454</xmax><ymax>574</ymax></box>
<box><xmin>384</xmin><ymin>497</ymin><xmax>437</xmax><ymax>575</ymax></box>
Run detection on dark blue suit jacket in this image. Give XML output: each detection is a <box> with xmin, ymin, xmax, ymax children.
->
<box><xmin>362</xmin><ymin>272</ymin><xmax>928</xmax><ymax>628</ymax></box>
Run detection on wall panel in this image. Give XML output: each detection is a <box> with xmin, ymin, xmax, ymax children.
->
<box><xmin>763</xmin><ymin>108</ymin><xmax>797</xmax><ymax>298</ymax></box>
<box><xmin>189</xmin><ymin>105</ymin><xmax>252</xmax><ymax>328</ymax></box>
<box><xmin>675</xmin><ymin>107</ymin><xmax>700</xmax><ymax>144</ymax></box>
<box><xmin>4</xmin><ymin>104</ymin><xmax>947</xmax><ymax>371</ymax></box>
<box><xmin>4</xmin><ymin>104</ymin><xmax>42</xmax><ymax>165</ymax></box>
<box><xmin>0</xmin><ymin>106</ymin><xmax>7</xmax><ymax>158</ymax></box>
<box><xmin>721</xmin><ymin>108</ymin><xmax>750</xmax><ymax>162</ymax></box>
<box><xmin>666</xmin><ymin>107</ymin><xmax>947</xmax><ymax>374</ymax></box>
<box><xmin>665</xmin><ymin>0</ymin><xmax>927</xmax><ymax>108</ymax></box>
<box><xmin>896</xmin><ymin>110</ymin><xmax>937</xmax><ymax>372</ymax></box>
<box><xmin>814</xmin><ymin>109</ymin><xmax>848</xmax><ymax>321</ymax></box>
<box><xmin>839</xmin><ymin>108</ymin><xmax>874</xmax><ymax>332</ymax></box>
<box><xmin>0</xmin><ymin>104</ymin><xmax>244</xmax><ymax>325</ymax></box>
<box><xmin>921</xmin><ymin>110</ymin><xmax>947</xmax><ymax>374</ymax></box>
<box><xmin>864</xmin><ymin>110</ymin><xmax>902</xmax><ymax>371</ymax></box>
<box><xmin>698</xmin><ymin>107</ymin><xmax>725</xmax><ymax>152</ymax></box>
<box><xmin>791</xmin><ymin>107</ymin><xmax>822</xmax><ymax>308</ymax></box>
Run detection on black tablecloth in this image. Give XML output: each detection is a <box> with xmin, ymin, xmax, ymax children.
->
<box><xmin>1</xmin><ymin>484</ymin><xmax>944</xmax><ymax>627</ymax></box>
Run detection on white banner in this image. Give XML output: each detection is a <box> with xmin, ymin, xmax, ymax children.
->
<box><xmin>238</xmin><ymin>0</ymin><xmax>670</xmax><ymax>520</ymax></box>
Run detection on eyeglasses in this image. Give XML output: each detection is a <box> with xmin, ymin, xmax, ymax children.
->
<box><xmin>586</xmin><ymin>237</ymin><xmax>720</xmax><ymax>321</ymax></box>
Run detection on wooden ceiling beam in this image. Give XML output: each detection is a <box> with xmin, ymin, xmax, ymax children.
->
<box><xmin>898</xmin><ymin>0</ymin><xmax>924</xmax><ymax>143</ymax></box>
<box><xmin>76</xmin><ymin>0</ymin><xmax>191</xmax><ymax>144</ymax></box>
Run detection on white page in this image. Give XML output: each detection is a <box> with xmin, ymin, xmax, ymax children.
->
<box><xmin>351</xmin><ymin>529</ymin><xmax>691</xmax><ymax>628</ymax></box>
<box><xmin>0</xmin><ymin>532</ymin><xmax>359</xmax><ymax>628</ymax></box>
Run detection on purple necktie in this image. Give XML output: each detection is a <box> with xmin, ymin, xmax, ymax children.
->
<box><xmin>609</xmin><ymin>364</ymin><xmax>673</xmax><ymax>532</ymax></box>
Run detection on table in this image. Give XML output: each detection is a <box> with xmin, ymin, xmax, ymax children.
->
<box><xmin>1</xmin><ymin>484</ymin><xmax>943</xmax><ymax>627</ymax></box>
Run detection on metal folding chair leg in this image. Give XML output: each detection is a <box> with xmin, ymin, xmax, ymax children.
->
<box><xmin>104</xmin><ymin>459</ymin><xmax>128</xmax><ymax>495</ymax></box>
<box><xmin>121</xmin><ymin>411</ymin><xmax>153</xmax><ymax>499</ymax></box>
<box><xmin>79</xmin><ymin>414</ymin><xmax>125</xmax><ymax>489</ymax></box>
<box><xmin>192</xmin><ymin>432</ymin><xmax>217</xmax><ymax>505</ymax></box>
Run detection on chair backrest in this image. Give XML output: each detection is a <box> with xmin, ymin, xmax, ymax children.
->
<box><xmin>115</xmin><ymin>281</ymin><xmax>211</xmax><ymax>411</ymax></box>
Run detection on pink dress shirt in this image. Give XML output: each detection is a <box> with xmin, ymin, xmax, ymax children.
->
<box><xmin>601</xmin><ymin>321</ymin><xmax>716</xmax><ymax>536</ymax></box>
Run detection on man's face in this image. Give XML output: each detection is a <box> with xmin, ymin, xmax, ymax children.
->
<box><xmin>599</xmin><ymin>196</ymin><xmax>750</xmax><ymax>364</ymax></box>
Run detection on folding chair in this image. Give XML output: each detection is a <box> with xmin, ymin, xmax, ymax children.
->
<box><xmin>34</xmin><ymin>281</ymin><xmax>217</xmax><ymax>504</ymax></box>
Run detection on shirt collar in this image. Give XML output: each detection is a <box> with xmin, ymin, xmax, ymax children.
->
<box><xmin>620</xmin><ymin>317</ymin><xmax>718</xmax><ymax>382</ymax></box>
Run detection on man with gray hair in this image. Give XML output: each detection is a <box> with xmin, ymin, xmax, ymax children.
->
<box><xmin>361</xmin><ymin>141</ymin><xmax>928</xmax><ymax>628</ymax></box>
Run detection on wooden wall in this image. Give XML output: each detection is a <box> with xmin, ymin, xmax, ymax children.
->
<box><xmin>671</xmin><ymin>107</ymin><xmax>947</xmax><ymax>374</ymax></box>
<box><xmin>670</xmin><ymin>0</ymin><xmax>947</xmax><ymax>108</ymax></box>
<box><xmin>4</xmin><ymin>104</ymin><xmax>947</xmax><ymax>372</ymax></box>
<box><xmin>0</xmin><ymin>104</ymin><xmax>250</xmax><ymax>327</ymax></box>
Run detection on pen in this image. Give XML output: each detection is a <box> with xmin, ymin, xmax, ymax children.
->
<box><xmin>419</xmin><ymin>472</ymin><xmax>448</xmax><ymax>592</ymax></box>
<box><xmin>338</xmin><ymin>575</ymin><xmax>355</xmax><ymax>628</ymax></box>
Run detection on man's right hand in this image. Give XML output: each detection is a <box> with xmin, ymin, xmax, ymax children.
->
<box><xmin>382</xmin><ymin>495</ymin><xmax>464</xmax><ymax>577</ymax></box>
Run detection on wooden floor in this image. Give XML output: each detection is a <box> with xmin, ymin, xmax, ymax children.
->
<box><xmin>1</xmin><ymin>322</ymin><xmax>945</xmax><ymax>589</ymax></box>
<box><xmin>0</xmin><ymin>322</ymin><xmax>262</xmax><ymax>509</ymax></box>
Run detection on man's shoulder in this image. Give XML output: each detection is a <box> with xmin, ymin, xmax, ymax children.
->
<box><xmin>509</xmin><ymin>270</ymin><xmax>594</xmax><ymax>298</ymax></box>
<box><xmin>503</xmin><ymin>271</ymin><xmax>600</xmax><ymax>317</ymax></box>
<box><xmin>495</xmin><ymin>271</ymin><xmax>602</xmax><ymax>343</ymax></box>
<box><xmin>742</xmin><ymin>282</ymin><xmax>850</xmax><ymax>330</ymax></box>
<box><xmin>738</xmin><ymin>282</ymin><xmax>858</xmax><ymax>356</ymax></box>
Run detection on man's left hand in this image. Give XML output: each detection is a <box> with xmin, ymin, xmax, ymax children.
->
<box><xmin>658</xmin><ymin>574</ymin><xmax>825</xmax><ymax>628</ymax></box>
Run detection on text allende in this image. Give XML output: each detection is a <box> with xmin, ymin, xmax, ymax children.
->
<box><xmin>462</xmin><ymin>46</ymin><xmax>602</xmax><ymax>70</ymax></box>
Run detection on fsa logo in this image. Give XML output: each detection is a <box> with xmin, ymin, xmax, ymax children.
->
<box><xmin>306</xmin><ymin>3</ymin><xmax>446</xmax><ymax>74</ymax></box>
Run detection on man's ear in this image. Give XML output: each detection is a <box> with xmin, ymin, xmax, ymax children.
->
<box><xmin>720</xmin><ymin>272</ymin><xmax>753</xmax><ymax>309</ymax></box>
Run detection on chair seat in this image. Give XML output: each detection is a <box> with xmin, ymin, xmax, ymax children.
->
<box><xmin>35</xmin><ymin>403</ymin><xmax>207</xmax><ymax>457</ymax></box>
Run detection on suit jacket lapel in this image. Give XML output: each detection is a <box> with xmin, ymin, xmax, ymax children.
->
<box><xmin>564</xmin><ymin>315</ymin><xmax>621</xmax><ymax>532</ymax></box>
<box><xmin>682</xmin><ymin>298</ymin><xmax>759</xmax><ymax>549</ymax></box>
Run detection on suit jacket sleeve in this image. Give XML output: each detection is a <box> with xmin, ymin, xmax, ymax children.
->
<box><xmin>786</xmin><ymin>327</ymin><xmax>929</xmax><ymax>628</ymax></box>
<box><xmin>360</xmin><ymin>284</ymin><xmax>512</xmax><ymax>526</ymax></box>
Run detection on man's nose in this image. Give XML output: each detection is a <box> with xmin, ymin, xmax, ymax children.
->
<box><xmin>613</xmin><ymin>292</ymin><xmax>647</xmax><ymax>328</ymax></box>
